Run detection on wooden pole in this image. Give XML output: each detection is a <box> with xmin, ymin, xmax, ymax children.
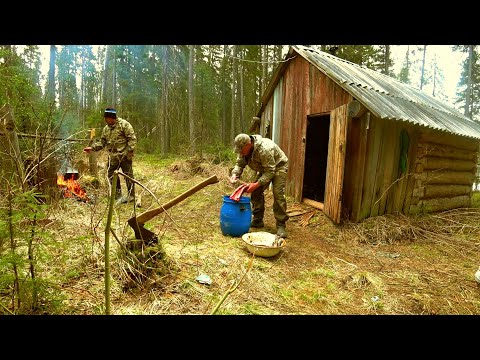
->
<box><xmin>104</xmin><ymin>170</ymin><xmax>118</xmax><ymax>315</ymax></box>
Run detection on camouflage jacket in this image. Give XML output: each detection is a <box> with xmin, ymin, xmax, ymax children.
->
<box><xmin>91</xmin><ymin>117</ymin><xmax>137</xmax><ymax>159</ymax></box>
<box><xmin>232</xmin><ymin>134</ymin><xmax>288</xmax><ymax>186</ymax></box>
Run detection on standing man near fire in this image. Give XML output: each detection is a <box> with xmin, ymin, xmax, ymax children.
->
<box><xmin>84</xmin><ymin>108</ymin><xmax>137</xmax><ymax>204</ymax></box>
<box><xmin>229</xmin><ymin>133</ymin><xmax>289</xmax><ymax>238</ymax></box>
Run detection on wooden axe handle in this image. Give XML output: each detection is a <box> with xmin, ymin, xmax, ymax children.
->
<box><xmin>132</xmin><ymin>175</ymin><xmax>219</xmax><ymax>224</ymax></box>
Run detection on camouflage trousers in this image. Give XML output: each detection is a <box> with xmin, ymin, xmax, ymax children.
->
<box><xmin>107</xmin><ymin>155</ymin><xmax>135</xmax><ymax>196</ymax></box>
<box><xmin>251</xmin><ymin>170</ymin><xmax>289</xmax><ymax>226</ymax></box>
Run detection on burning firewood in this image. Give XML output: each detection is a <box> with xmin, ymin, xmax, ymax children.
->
<box><xmin>57</xmin><ymin>173</ymin><xmax>90</xmax><ymax>202</ymax></box>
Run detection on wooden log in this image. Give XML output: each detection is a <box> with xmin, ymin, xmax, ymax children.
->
<box><xmin>419</xmin><ymin>130</ymin><xmax>479</xmax><ymax>151</ymax></box>
<box><xmin>423</xmin><ymin>157</ymin><xmax>476</xmax><ymax>171</ymax></box>
<box><xmin>413</xmin><ymin>187</ymin><xmax>424</xmax><ymax>198</ymax></box>
<box><xmin>417</xmin><ymin>195</ymin><xmax>471</xmax><ymax>212</ymax></box>
<box><xmin>302</xmin><ymin>198</ymin><xmax>324</xmax><ymax>211</ymax></box>
<box><xmin>422</xmin><ymin>184</ymin><xmax>471</xmax><ymax>199</ymax></box>
<box><xmin>424</xmin><ymin>170</ymin><xmax>475</xmax><ymax>185</ymax></box>
<box><xmin>418</xmin><ymin>142</ymin><xmax>477</xmax><ymax>161</ymax></box>
<box><xmin>347</xmin><ymin>100</ymin><xmax>368</xmax><ymax>119</ymax></box>
<box><xmin>16</xmin><ymin>133</ymin><xmax>89</xmax><ymax>142</ymax></box>
<box><xmin>130</xmin><ymin>175</ymin><xmax>219</xmax><ymax>225</ymax></box>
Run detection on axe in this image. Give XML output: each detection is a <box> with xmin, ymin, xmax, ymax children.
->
<box><xmin>127</xmin><ymin>175</ymin><xmax>219</xmax><ymax>243</ymax></box>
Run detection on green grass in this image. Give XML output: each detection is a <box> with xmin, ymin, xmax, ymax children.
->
<box><xmin>471</xmin><ymin>191</ymin><xmax>480</xmax><ymax>208</ymax></box>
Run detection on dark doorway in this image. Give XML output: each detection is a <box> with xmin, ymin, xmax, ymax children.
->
<box><xmin>302</xmin><ymin>114</ymin><xmax>330</xmax><ymax>202</ymax></box>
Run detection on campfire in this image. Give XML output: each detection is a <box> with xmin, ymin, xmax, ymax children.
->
<box><xmin>57</xmin><ymin>173</ymin><xmax>88</xmax><ymax>201</ymax></box>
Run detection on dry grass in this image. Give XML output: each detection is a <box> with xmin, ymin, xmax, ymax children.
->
<box><xmin>5</xmin><ymin>153</ymin><xmax>480</xmax><ymax>315</ymax></box>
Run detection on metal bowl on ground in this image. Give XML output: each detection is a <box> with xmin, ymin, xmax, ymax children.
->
<box><xmin>241</xmin><ymin>231</ymin><xmax>286</xmax><ymax>258</ymax></box>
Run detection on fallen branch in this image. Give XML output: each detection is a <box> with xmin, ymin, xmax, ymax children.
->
<box><xmin>211</xmin><ymin>254</ymin><xmax>255</xmax><ymax>315</ymax></box>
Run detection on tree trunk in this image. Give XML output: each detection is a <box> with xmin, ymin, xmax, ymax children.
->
<box><xmin>102</xmin><ymin>45</ymin><xmax>114</xmax><ymax>107</ymax></box>
<box><xmin>262</xmin><ymin>45</ymin><xmax>267</xmax><ymax>96</ymax></box>
<box><xmin>47</xmin><ymin>45</ymin><xmax>56</xmax><ymax>109</ymax></box>
<box><xmin>239</xmin><ymin>47</ymin><xmax>245</xmax><ymax>133</ymax></box>
<box><xmin>221</xmin><ymin>45</ymin><xmax>227</xmax><ymax>145</ymax></box>
<box><xmin>384</xmin><ymin>45</ymin><xmax>390</xmax><ymax>75</ymax></box>
<box><xmin>112</xmin><ymin>45</ymin><xmax>117</xmax><ymax>106</ymax></box>
<box><xmin>465</xmin><ymin>45</ymin><xmax>474</xmax><ymax>118</ymax></box>
<box><xmin>188</xmin><ymin>45</ymin><xmax>195</xmax><ymax>154</ymax></box>
<box><xmin>231</xmin><ymin>45</ymin><xmax>238</xmax><ymax>140</ymax></box>
<box><xmin>420</xmin><ymin>45</ymin><xmax>427</xmax><ymax>90</ymax></box>
<box><xmin>0</xmin><ymin>105</ymin><xmax>26</xmax><ymax>191</ymax></box>
<box><xmin>161</xmin><ymin>45</ymin><xmax>169</xmax><ymax>155</ymax></box>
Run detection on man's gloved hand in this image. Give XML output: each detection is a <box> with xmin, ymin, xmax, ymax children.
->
<box><xmin>83</xmin><ymin>146</ymin><xmax>92</xmax><ymax>153</ymax></box>
<box><xmin>229</xmin><ymin>174</ymin><xmax>238</xmax><ymax>185</ymax></box>
<box><xmin>245</xmin><ymin>182</ymin><xmax>261</xmax><ymax>193</ymax></box>
<box><xmin>127</xmin><ymin>151</ymin><xmax>134</xmax><ymax>161</ymax></box>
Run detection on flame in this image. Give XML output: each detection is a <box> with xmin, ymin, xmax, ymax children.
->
<box><xmin>57</xmin><ymin>173</ymin><xmax>87</xmax><ymax>199</ymax></box>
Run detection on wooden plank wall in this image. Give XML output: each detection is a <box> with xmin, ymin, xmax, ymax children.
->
<box><xmin>343</xmin><ymin>113</ymin><xmax>366</xmax><ymax>220</ymax></box>
<box><xmin>278</xmin><ymin>57</ymin><xmax>352</xmax><ymax>202</ymax></box>
<box><xmin>261</xmin><ymin>97</ymin><xmax>274</xmax><ymax>138</ymax></box>
<box><xmin>409</xmin><ymin>129</ymin><xmax>479</xmax><ymax>213</ymax></box>
<box><xmin>309</xmin><ymin>65</ymin><xmax>352</xmax><ymax>114</ymax></box>
<box><xmin>323</xmin><ymin>105</ymin><xmax>349</xmax><ymax>222</ymax></box>
<box><xmin>345</xmin><ymin>116</ymin><xmax>420</xmax><ymax>222</ymax></box>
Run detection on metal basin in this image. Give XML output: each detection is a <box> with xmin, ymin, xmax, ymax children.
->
<box><xmin>241</xmin><ymin>231</ymin><xmax>286</xmax><ymax>258</ymax></box>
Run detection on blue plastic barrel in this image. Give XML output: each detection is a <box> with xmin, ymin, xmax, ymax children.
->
<box><xmin>220</xmin><ymin>195</ymin><xmax>252</xmax><ymax>237</ymax></box>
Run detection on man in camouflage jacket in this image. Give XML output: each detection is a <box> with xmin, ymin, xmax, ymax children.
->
<box><xmin>84</xmin><ymin>108</ymin><xmax>137</xmax><ymax>204</ymax></box>
<box><xmin>229</xmin><ymin>133</ymin><xmax>289</xmax><ymax>238</ymax></box>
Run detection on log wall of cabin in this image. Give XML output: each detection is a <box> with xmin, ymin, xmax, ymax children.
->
<box><xmin>408</xmin><ymin>129</ymin><xmax>479</xmax><ymax>213</ymax></box>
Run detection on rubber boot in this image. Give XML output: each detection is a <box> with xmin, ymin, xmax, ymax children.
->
<box><xmin>250</xmin><ymin>218</ymin><xmax>265</xmax><ymax>228</ymax></box>
<box><xmin>276</xmin><ymin>225</ymin><xmax>287</xmax><ymax>238</ymax></box>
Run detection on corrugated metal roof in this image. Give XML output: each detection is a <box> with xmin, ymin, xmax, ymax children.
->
<box><xmin>293</xmin><ymin>45</ymin><xmax>480</xmax><ymax>140</ymax></box>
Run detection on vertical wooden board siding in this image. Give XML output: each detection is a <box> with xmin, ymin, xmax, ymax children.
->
<box><xmin>327</xmin><ymin>77</ymin><xmax>335</xmax><ymax>111</ymax></box>
<box><xmin>351</xmin><ymin>113</ymin><xmax>369</xmax><ymax>222</ymax></box>
<box><xmin>386</xmin><ymin>122</ymin><xmax>401</xmax><ymax>214</ymax></box>
<box><xmin>281</xmin><ymin>63</ymin><xmax>295</xmax><ymax>197</ymax></box>
<box><xmin>377</xmin><ymin>119</ymin><xmax>396</xmax><ymax>215</ymax></box>
<box><xmin>281</xmin><ymin>55</ymin><xmax>309</xmax><ymax>201</ymax></box>
<box><xmin>403</xmin><ymin>128</ymin><xmax>419</xmax><ymax>213</ymax></box>
<box><xmin>292</xmin><ymin>57</ymin><xmax>304</xmax><ymax>201</ymax></box>
<box><xmin>272</xmin><ymin>77</ymin><xmax>283</xmax><ymax>144</ymax></box>
<box><xmin>324</xmin><ymin>104</ymin><xmax>348</xmax><ymax>223</ymax></box>
<box><xmin>310</xmin><ymin>73</ymin><xmax>349</xmax><ymax>113</ymax></box>
<box><xmin>324</xmin><ymin>111</ymin><xmax>336</xmax><ymax>219</ymax></box>
<box><xmin>370</xmin><ymin>118</ymin><xmax>386</xmax><ymax>217</ymax></box>
<box><xmin>294</xmin><ymin>57</ymin><xmax>310</xmax><ymax>201</ymax></box>
<box><xmin>359</xmin><ymin>116</ymin><xmax>382</xmax><ymax>220</ymax></box>
<box><xmin>264</xmin><ymin>98</ymin><xmax>273</xmax><ymax>137</ymax></box>
<box><xmin>305</xmin><ymin>62</ymin><xmax>311</xmax><ymax>116</ymax></box>
<box><xmin>324</xmin><ymin>111</ymin><xmax>336</xmax><ymax>215</ymax></box>
<box><xmin>342</xmin><ymin>113</ymin><xmax>359</xmax><ymax>218</ymax></box>
<box><xmin>324</xmin><ymin>109</ymin><xmax>336</xmax><ymax>217</ymax></box>
<box><xmin>335</xmin><ymin>105</ymin><xmax>349</xmax><ymax>222</ymax></box>
<box><xmin>393</xmin><ymin>126</ymin><xmax>414</xmax><ymax>213</ymax></box>
<box><xmin>310</xmin><ymin>67</ymin><xmax>323</xmax><ymax>114</ymax></box>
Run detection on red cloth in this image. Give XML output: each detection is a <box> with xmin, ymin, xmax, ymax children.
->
<box><xmin>229</xmin><ymin>183</ymin><xmax>249</xmax><ymax>202</ymax></box>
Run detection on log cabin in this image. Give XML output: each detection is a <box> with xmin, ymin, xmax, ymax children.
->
<box><xmin>256</xmin><ymin>45</ymin><xmax>480</xmax><ymax>223</ymax></box>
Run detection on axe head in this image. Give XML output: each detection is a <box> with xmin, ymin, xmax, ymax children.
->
<box><xmin>127</xmin><ymin>217</ymin><xmax>158</xmax><ymax>245</ymax></box>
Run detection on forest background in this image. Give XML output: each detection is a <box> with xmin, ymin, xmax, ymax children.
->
<box><xmin>1</xmin><ymin>44</ymin><xmax>479</xmax><ymax>160</ymax></box>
